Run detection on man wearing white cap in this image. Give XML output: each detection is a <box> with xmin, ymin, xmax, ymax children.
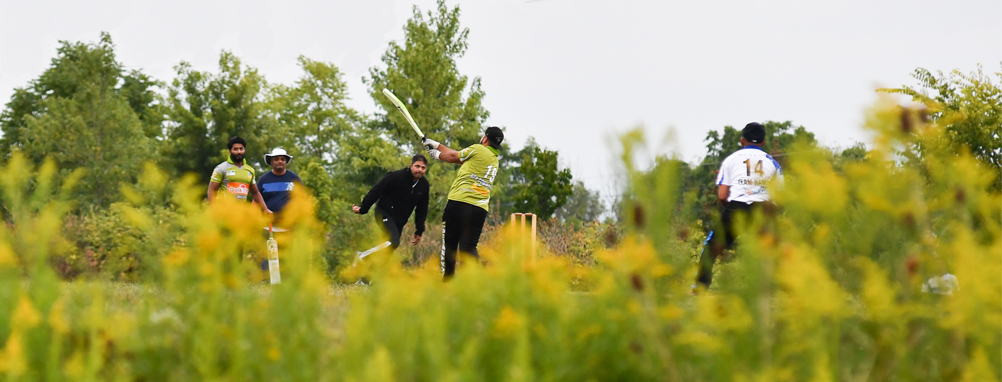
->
<box><xmin>258</xmin><ymin>148</ymin><xmax>303</xmax><ymax>223</ymax></box>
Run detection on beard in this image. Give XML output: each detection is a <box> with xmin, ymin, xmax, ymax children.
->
<box><xmin>231</xmin><ymin>153</ymin><xmax>244</xmax><ymax>162</ymax></box>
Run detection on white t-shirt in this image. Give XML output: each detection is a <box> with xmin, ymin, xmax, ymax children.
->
<box><xmin>715</xmin><ymin>146</ymin><xmax>784</xmax><ymax>204</ymax></box>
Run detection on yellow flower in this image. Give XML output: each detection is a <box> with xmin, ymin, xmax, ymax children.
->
<box><xmin>11</xmin><ymin>295</ymin><xmax>41</xmax><ymax>330</ymax></box>
<box><xmin>63</xmin><ymin>350</ymin><xmax>85</xmax><ymax>379</ymax></box>
<box><xmin>774</xmin><ymin>243</ymin><xmax>848</xmax><ymax>329</ymax></box>
<box><xmin>961</xmin><ymin>347</ymin><xmax>999</xmax><ymax>382</ymax></box>
<box><xmin>0</xmin><ymin>243</ymin><xmax>15</xmax><ymax>268</ymax></box>
<box><xmin>0</xmin><ymin>332</ymin><xmax>26</xmax><ymax>375</ymax></box>
<box><xmin>856</xmin><ymin>258</ymin><xmax>900</xmax><ymax>323</ymax></box>
<box><xmin>493</xmin><ymin>306</ymin><xmax>524</xmax><ymax>337</ymax></box>
<box><xmin>48</xmin><ymin>299</ymin><xmax>70</xmax><ymax>335</ymax></box>
<box><xmin>163</xmin><ymin>249</ymin><xmax>191</xmax><ymax>268</ymax></box>
<box><xmin>363</xmin><ymin>346</ymin><xmax>397</xmax><ymax>382</ymax></box>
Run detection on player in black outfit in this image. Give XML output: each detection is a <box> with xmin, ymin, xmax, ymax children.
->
<box><xmin>352</xmin><ymin>154</ymin><xmax>430</xmax><ymax>260</ymax></box>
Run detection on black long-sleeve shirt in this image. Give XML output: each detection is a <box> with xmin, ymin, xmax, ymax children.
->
<box><xmin>359</xmin><ymin>167</ymin><xmax>430</xmax><ymax>235</ymax></box>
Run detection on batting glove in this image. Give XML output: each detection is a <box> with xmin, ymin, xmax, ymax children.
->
<box><xmin>422</xmin><ymin>137</ymin><xmax>440</xmax><ymax>150</ymax></box>
<box><xmin>427</xmin><ymin>148</ymin><xmax>442</xmax><ymax>160</ymax></box>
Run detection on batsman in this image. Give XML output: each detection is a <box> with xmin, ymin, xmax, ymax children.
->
<box><xmin>424</xmin><ymin>126</ymin><xmax>504</xmax><ymax>279</ymax></box>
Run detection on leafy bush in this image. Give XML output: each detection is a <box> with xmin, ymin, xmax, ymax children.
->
<box><xmin>58</xmin><ymin>204</ymin><xmax>179</xmax><ymax>281</ymax></box>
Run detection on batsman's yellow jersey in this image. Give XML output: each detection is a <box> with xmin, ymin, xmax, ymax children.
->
<box><xmin>447</xmin><ymin>144</ymin><xmax>500</xmax><ymax>211</ymax></box>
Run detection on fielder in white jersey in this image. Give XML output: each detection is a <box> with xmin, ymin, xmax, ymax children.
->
<box><xmin>715</xmin><ymin>142</ymin><xmax>784</xmax><ymax>204</ymax></box>
<box><xmin>695</xmin><ymin>122</ymin><xmax>783</xmax><ymax>290</ymax></box>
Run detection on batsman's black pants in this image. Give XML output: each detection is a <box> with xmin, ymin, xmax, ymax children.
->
<box><xmin>695</xmin><ymin>200</ymin><xmax>763</xmax><ymax>288</ymax></box>
<box><xmin>441</xmin><ymin>200</ymin><xmax>487</xmax><ymax>279</ymax></box>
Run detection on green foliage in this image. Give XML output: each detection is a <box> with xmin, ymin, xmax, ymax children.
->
<box><xmin>296</xmin><ymin>160</ymin><xmax>370</xmax><ymax>276</ymax></box>
<box><xmin>365</xmin><ymin>0</ymin><xmax>490</xmax><ymax>218</ymax></box>
<box><xmin>267</xmin><ymin>57</ymin><xmax>358</xmax><ymax>163</ymax></box>
<box><xmin>555</xmin><ymin>181</ymin><xmax>606</xmax><ymax>224</ymax></box>
<box><xmin>59</xmin><ymin>205</ymin><xmax>176</xmax><ymax>281</ymax></box>
<box><xmin>509</xmin><ymin>139</ymin><xmax>574</xmax><ymax>220</ymax></box>
<box><xmin>0</xmin><ymin>33</ymin><xmax>156</xmax><ymax>207</ymax></box>
<box><xmin>881</xmin><ymin>66</ymin><xmax>1002</xmax><ymax>189</ymax></box>
<box><xmin>162</xmin><ymin>52</ymin><xmax>270</xmax><ymax>181</ymax></box>
<box><xmin>365</xmin><ymin>0</ymin><xmax>488</xmax><ymax>150</ymax></box>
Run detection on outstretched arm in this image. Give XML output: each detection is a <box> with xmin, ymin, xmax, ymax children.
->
<box><xmin>433</xmin><ymin>144</ymin><xmax>463</xmax><ymax>164</ymax></box>
<box><xmin>424</xmin><ymin>138</ymin><xmax>464</xmax><ymax>164</ymax></box>
<box><xmin>355</xmin><ymin>173</ymin><xmax>391</xmax><ymax>214</ymax></box>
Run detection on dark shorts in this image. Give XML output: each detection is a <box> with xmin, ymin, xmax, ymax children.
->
<box><xmin>718</xmin><ymin>200</ymin><xmax>763</xmax><ymax>250</ymax></box>
<box><xmin>696</xmin><ymin>200</ymin><xmax>765</xmax><ymax>287</ymax></box>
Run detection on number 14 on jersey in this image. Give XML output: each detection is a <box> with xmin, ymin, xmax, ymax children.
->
<box><xmin>743</xmin><ymin>159</ymin><xmax>764</xmax><ymax>177</ymax></box>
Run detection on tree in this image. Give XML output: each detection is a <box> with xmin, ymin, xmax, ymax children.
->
<box><xmin>267</xmin><ymin>57</ymin><xmax>355</xmax><ymax>164</ymax></box>
<box><xmin>266</xmin><ymin>57</ymin><xmax>400</xmax><ymax>201</ymax></box>
<box><xmin>0</xmin><ymin>32</ymin><xmax>154</xmax><ymax>207</ymax></box>
<box><xmin>555</xmin><ymin>181</ymin><xmax>605</xmax><ymax>223</ymax></box>
<box><xmin>510</xmin><ymin>139</ymin><xmax>573</xmax><ymax>220</ymax></box>
<box><xmin>881</xmin><ymin>66</ymin><xmax>1002</xmax><ymax>189</ymax></box>
<box><xmin>364</xmin><ymin>0</ymin><xmax>491</xmax><ymax>217</ymax></box>
<box><xmin>161</xmin><ymin>52</ymin><xmax>270</xmax><ymax>183</ymax></box>
<box><xmin>365</xmin><ymin>0</ymin><xmax>488</xmax><ymax>151</ymax></box>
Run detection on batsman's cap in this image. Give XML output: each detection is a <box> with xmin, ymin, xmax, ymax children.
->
<box><xmin>264</xmin><ymin>148</ymin><xmax>293</xmax><ymax>165</ymax></box>
<box><xmin>485</xmin><ymin>126</ymin><xmax>504</xmax><ymax>147</ymax></box>
<box><xmin>742</xmin><ymin>122</ymin><xmax>766</xmax><ymax>144</ymax></box>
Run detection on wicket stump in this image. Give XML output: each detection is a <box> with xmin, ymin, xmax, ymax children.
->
<box><xmin>509</xmin><ymin>213</ymin><xmax>537</xmax><ymax>263</ymax></box>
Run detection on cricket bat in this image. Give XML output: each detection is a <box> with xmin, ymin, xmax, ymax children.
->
<box><xmin>267</xmin><ymin>224</ymin><xmax>281</xmax><ymax>284</ymax></box>
<box><xmin>380</xmin><ymin>88</ymin><xmax>426</xmax><ymax>140</ymax></box>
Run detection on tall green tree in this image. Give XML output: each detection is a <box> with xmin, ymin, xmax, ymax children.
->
<box><xmin>510</xmin><ymin>139</ymin><xmax>573</xmax><ymax>220</ymax></box>
<box><xmin>162</xmin><ymin>52</ymin><xmax>270</xmax><ymax>183</ymax></box>
<box><xmin>364</xmin><ymin>0</ymin><xmax>491</xmax><ymax>216</ymax></box>
<box><xmin>266</xmin><ymin>56</ymin><xmax>353</xmax><ymax>163</ymax></box>
<box><xmin>365</xmin><ymin>0</ymin><xmax>488</xmax><ymax>150</ymax></box>
<box><xmin>266</xmin><ymin>56</ymin><xmax>399</xmax><ymax>200</ymax></box>
<box><xmin>881</xmin><ymin>66</ymin><xmax>1002</xmax><ymax>189</ymax></box>
<box><xmin>0</xmin><ymin>32</ymin><xmax>155</xmax><ymax>207</ymax></box>
<box><xmin>555</xmin><ymin>181</ymin><xmax>606</xmax><ymax>223</ymax></box>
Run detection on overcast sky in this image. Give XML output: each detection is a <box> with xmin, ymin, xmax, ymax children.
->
<box><xmin>2</xmin><ymin>0</ymin><xmax>1000</xmax><ymax>202</ymax></box>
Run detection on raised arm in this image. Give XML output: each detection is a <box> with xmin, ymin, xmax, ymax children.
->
<box><xmin>423</xmin><ymin>138</ymin><xmax>464</xmax><ymax>164</ymax></box>
<box><xmin>434</xmin><ymin>144</ymin><xmax>463</xmax><ymax>164</ymax></box>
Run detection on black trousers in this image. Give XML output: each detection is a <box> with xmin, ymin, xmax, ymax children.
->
<box><xmin>357</xmin><ymin>208</ymin><xmax>406</xmax><ymax>261</ymax></box>
<box><xmin>375</xmin><ymin>208</ymin><xmax>406</xmax><ymax>250</ymax></box>
<box><xmin>441</xmin><ymin>200</ymin><xmax>487</xmax><ymax>278</ymax></box>
<box><xmin>695</xmin><ymin>200</ymin><xmax>763</xmax><ymax>288</ymax></box>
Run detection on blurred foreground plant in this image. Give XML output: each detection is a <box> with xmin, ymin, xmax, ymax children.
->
<box><xmin>0</xmin><ymin>96</ymin><xmax>998</xmax><ymax>381</ymax></box>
